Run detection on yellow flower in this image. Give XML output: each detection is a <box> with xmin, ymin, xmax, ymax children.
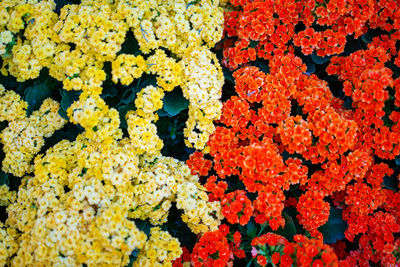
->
<box><xmin>0</xmin><ymin>1</ymin><xmax>225</xmax><ymax>265</ymax></box>
<box><xmin>134</xmin><ymin>227</ymin><xmax>182</xmax><ymax>267</ymax></box>
<box><xmin>0</xmin><ymin>84</ymin><xmax>27</xmax><ymax>122</ymax></box>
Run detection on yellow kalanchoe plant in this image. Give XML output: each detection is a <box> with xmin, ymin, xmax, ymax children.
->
<box><xmin>0</xmin><ymin>0</ymin><xmax>225</xmax><ymax>266</ymax></box>
<box><xmin>133</xmin><ymin>227</ymin><xmax>182</xmax><ymax>267</ymax></box>
<box><xmin>1</xmin><ymin>97</ymin><xmax>66</xmax><ymax>177</ymax></box>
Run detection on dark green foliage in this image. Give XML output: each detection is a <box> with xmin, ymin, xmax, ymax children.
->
<box><xmin>275</xmin><ymin>212</ymin><xmax>297</xmax><ymax>241</ymax></box>
<box><xmin>59</xmin><ymin>89</ymin><xmax>81</xmax><ymax>120</ymax></box>
<box><xmin>156</xmin><ymin>109</ymin><xmax>190</xmax><ymax>161</ymax></box>
<box><xmin>162</xmin><ymin>87</ymin><xmax>189</xmax><ymax>117</ymax></box>
<box><xmin>0</xmin><ymin>170</ymin><xmax>8</xmax><ymax>186</ymax></box>
<box><xmin>118</xmin><ymin>103</ymin><xmax>135</xmax><ymax>129</ymax></box>
<box><xmin>311</xmin><ymin>52</ymin><xmax>331</xmax><ymax>65</ymax></box>
<box><xmin>319</xmin><ymin>208</ymin><xmax>347</xmax><ymax>244</ymax></box>
<box><xmin>24</xmin><ymin>76</ymin><xmax>58</xmax><ymax>116</ymax></box>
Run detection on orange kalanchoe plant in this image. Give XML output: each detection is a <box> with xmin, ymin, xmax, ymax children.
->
<box><xmin>187</xmin><ymin>0</ymin><xmax>400</xmax><ymax>263</ymax></box>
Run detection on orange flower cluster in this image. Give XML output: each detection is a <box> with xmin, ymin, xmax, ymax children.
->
<box><xmin>296</xmin><ymin>191</ymin><xmax>330</xmax><ymax>238</ymax></box>
<box><xmin>188</xmin><ymin>38</ymin><xmax>400</xmax><ymax>264</ymax></box>
<box><xmin>222</xmin><ymin>0</ymin><xmax>400</xmax><ymax>69</ymax></box>
<box><xmin>251</xmin><ymin>233</ymin><xmax>290</xmax><ymax>266</ymax></box>
<box><xmin>293</xmin><ymin>28</ymin><xmax>347</xmax><ymax>57</ymax></box>
<box><xmin>202</xmin><ymin>54</ymin><xmax>364</xmax><ymax>234</ymax></box>
<box><xmin>250</xmin><ymin>233</ymin><xmax>338</xmax><ymax>267</ymax></box>
<box><xmin>341</xmin><ymin>211</ymin><xmax>400</xmax><ymax>266</ymax></box>
<box><xmin>186</xmin><ymin>1</ymin><xmax>400</xmax><ymax>265</ymax></box>
<box><xmin>291</xmin><ymin>235</ymin><xmax>338</xmax><ymax>267</ymax></box>
<box><xmin>328</xmin><ymin>46</ymin><xmax>392</xmax><ymax>126</ymax></box>
<box><xmin>187</xmin><ymin>151</ymin><xmax>213</xmax><ymax>177</ymax></box>
<box><xmin>222</xmin><ymin>0</ymin><xmax>300</xmax><ymax>69</ymax></box>
<box><xmin>221</xmin><ymin>190</ymin><xmax>254</xmax><ymax>225</ymax></box>
<box><xmin>191</xmin><ymin>225</ymin><xmax>232</xmax><ymax>267</ymax></box>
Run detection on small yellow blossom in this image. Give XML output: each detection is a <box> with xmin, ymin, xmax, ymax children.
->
<box><xmin>0</xmin><ymin>185</ymin><xmax>16</xmax><ymax>206</ymax></box>
<box><xmin>1</xmin><ymin>98</ymin><xmax>66</xmax><ymax>177</ymax></box>
<box><xmin>0</xmin><ymin>84</ymin><xmax>27</xmax><ymax>122</ymax></box>
<box><xmin>112</xmin><ymin>54</ymin><xmax>147</xmax><ymax>85</ymax></box>
<box><xmin>134</xmin><ymin>227</ymin><xmax>182</xmax><ymax>267</ymax></box>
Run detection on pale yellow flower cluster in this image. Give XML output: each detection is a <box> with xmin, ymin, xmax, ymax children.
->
<box><xmin>132</xmin><ymin>0</ymin><xmax>223</xmax><ymax>55</ymax></box>
<box><xmin>112</xmin><ymin>47</ymin><xmax>224</xmax><ymax>150</ymax></box>
<box><xmin>1</xmin><ymin>1</ymin><xmax>57</xmax><ymax>81</ymax></box>
<box><xmin>176</xmin><ymin>182</ymin><xmax>223</xmax><ymax>234</ymax></box>
<box><xmin>55</xmin><ymin>0</ymin><xmax>128</xmax><ymax>61</ymax></box>
<box><xmin>133</xmin><ymin>227</ymin><xmax>182</xmax><ymax>267</ymax></box>
<box><xmin>0</xmin><ymin>98</ymin><xmax>66</xmax><ymax>177</ymax></box>
<box><xmin>135</xmin><ymin>85</ymin><xmax>165</xmax><ymax>121</ymax></box>
<box><xmin>6</xmin><ymin>139</ymin><xmax>147</xmax><ymax>266</ymax></box>
<box><xmin>0</xmin><ymin>185</ymin><xmax>16</xmax><ymax>206</ymax></box>
<box><xmin>3</xmin><ymin>98</ymin><xmax>219</xmax><ymax>265</ymax></box>
<box><xmin>51</xmin><ymin>46</ymin><xmax>106</xmax><ymax>94</ymax></box>
<box><xmin>1</xmin><ymin>0</ymin><xmax>224</xmax><ymax>150</ymax></box>
<box><xmin>0</xmin><ymin>222</ymin><xmax>18</xmax><ymax>267</ymax></box>
<box><xmin>0</xmin><ymin>0</ymin><xmax>225</xmax><ymax>265</ymax></box>
<box><xmin>68</xmin><ymin>93</ymin><xmax>109</xmax><ymax>129</ymax></box>
<box><xmin>127</xmin><ymin>113</ymin><xmax>164</xmax><ymax>157</ymax></box>
<box><xmin>180</xmin><ymin>47</ymin><xmax>224</xmax><ymax>151</ymax></box>
<box><xmin>0</xmin><ymin>84</ymin><xmax>27</xmax><ymax>122</ymax></box>
<box><xmin>137</xmin><ymin>47</ymin><xmax>223</xmax><ymax>150</ymax></box>
<box><xmin>146</xmin><ymin>49</ymin><xmax>182</xmax><ymax>92</ymax></box>
<box><xmin>129</xmin><ymin>157</ymin><xmax>192</xmax><ymax>225</ymax></box>
<box><xmin>112</xmin><ymin>54</ymin><xmax>147</xmax><ymax>85</ymax></box>
<box><xmin>0</xmin><ymin>30</ymin><xmax>13</xmax><ymax>56</ymax></box>
<box><xmin>126</xmin><ymin>84</ymin><xmax>222</xmax><ymax>231</ymax></box>
<box><xmin>100</xmin><ymin>140</ymin><xmax>140</xmax><ymax>187</ymax></box>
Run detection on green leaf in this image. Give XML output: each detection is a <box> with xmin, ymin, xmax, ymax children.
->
<box><xmin>101</xmin><ymin>85</ymin><xmax>118</xmax><ymax>98</ymax></box>
<box><xmin>0</xmin><ymin>170</ymin><xmax>9</xmax><ymax>186</ymax></box>
<box><xmin>24</xmin><ymin>78</ymin><xmax>56</xmax><ymax>116</ymax></box>
<box><xmin>118</xmin><ymin>31</ymin><xmax>140</xmax><ymax>55</ymax></box>
<box><xmin>136</xmin><ymin>75</ymin><xmax>157</xmax><ymax>92</ymax></box>
<box><xmin>41</xmin><ymin>123</ymin><xmax>83</xmax><ymax>153</ymax></box>
<box><xmin>275</xmin><ymin>212</ymin><xmax>297</xmax><ymax>241</ymax></box>
<box><xmin>361</xmin><ymin>30</ymin><xmax>375</xmax><ymax>45</ymax></box>
<box><xmin>249</xmin><ymin>40</ymin><xmax>259</xmax><ymax>48</ymax></box>
<box><xmin>223</xmin><ymin>67</ymin><xmax>235</xmax><ymax>85</ymax></box>
<box><xmin>255</xmin><ymin>59</ymin><xmax>270</xmax><ymax>74</ymax></box>
<box><xmin>344</xmin><ymin>97</ymin><xmax>353</xmax><ymax>110</ymax></box>
<box><xmin>133</xmin><ymin>219</ymin><xmax>151</xmax><ymax>236</ymax></box>
<box><xmin>284</xmin><ymin>206</ymin><xmax>306</xmax><ymax>235</ymax></box>
<box><xmin>156</xmin><ymin>111</ymin><xmax>189</xmax><ymax>161</ymax></box>
<box><xmin>0</xmin><ymin>71</ymin><xmax>19</xmax><ymax>89</ymax></box>
<box><xmin>101</xmin><ymin>62</ymin><xmax>118</xmax><ymax>99</ymax></box>
<box><xmin>395</xmin><ymin>156</ymin><xmax>400</xmax><ymax>166</ymax></box>
<box><xmin>311</xmin><ymin>52</ymin><xmax>331</xmax><ymax>65</ymax></box>
<box><xmin>126</xmin><ymin>249</ymin><xmax>139</xmax><ymax>267</ymax></box>
<box><xmin>162</xmin><ymin>88</ymin><xmax>189</xmax><ymax>117</ymax></box>
<box><xmin>54</xmin><ymin>0</ymin><xmax>77</xmax><ymax>13</ymax></box>
<box><xmin>383</xmin><ymin>174</ymin><xmax>398</xmax><ymax>191</ymax></box>
<box><xmin>246</xmin><ymin>220</ymin><xmax>257</xmax><ymax>239</ymax></box>
<box><xmin>319</xmin><ymin>207</ymin><xmax>347</xmax><ymax>244</ymax></box>
<box><xmin>161</xmin><ymin>205</ymin><xmax>197</xmax><ymax>249</ymax></box>
<box><xmin>187</xmin><ymin>0</ymin><xmax>201</xmax><ymax>8</ymax></box>
<box><xmin>59</xmin><ymin>89</ymin><xmax>81</xmax><ymax>120</ymax></box>
<box><xmin>118</xmin><ymin>103</ymin><xmax>135</xmax><ymax>129</ymax></box>
<box><xmin>120</xmin><ymin>88</ymin><xmax>136</xmax><ymax>105</ymax></box>
<box><xmin>119</xmin><ymin>75</ymin><xmax>157</xmax><ymax>106</ymax></box>
<box><xmin>156</xmin><ymin>109</ymin><xmax>169</xmax><ymax>117</ymax></box>
<box><xmin>4</xmin><ymin>37</ymin><xmax>16</xmax><ymax>58</ymax></box>
<box><xmin>303</xmin><ymin>56</ymin><xmax>316</xmax><ymax>74</ymax></box>
<box><xmin>343</xmin><ymin>36</ymin><xmax>362</xmax><ymax>56</ymax></box>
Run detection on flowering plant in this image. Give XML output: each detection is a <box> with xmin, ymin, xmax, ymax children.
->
<box><xmin>0</xmin><ymin>0</ymin><xmax>399</xmax><ymax>266</ymax></box>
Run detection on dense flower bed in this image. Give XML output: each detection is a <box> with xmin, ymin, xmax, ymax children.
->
<box><xmin>0</xmin><ymin>0</ymin><xmax>399</xmax><ymax>266</ymax></box>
